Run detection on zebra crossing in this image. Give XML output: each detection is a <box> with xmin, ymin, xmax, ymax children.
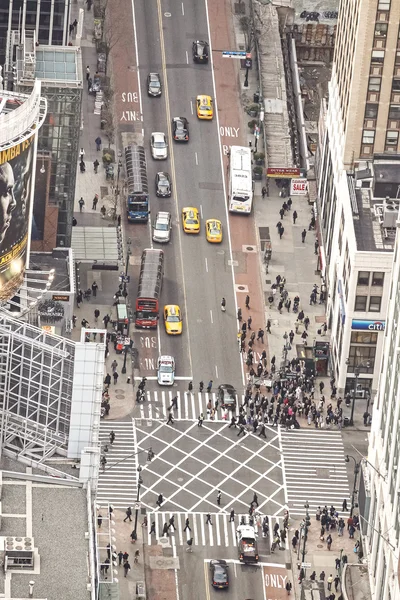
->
<box><xmin>135</xmin><ymin>391</ymin><xmax>237</xmax><ymax>421</ymax></box>
<box><xmin>97</xmin><ymin>421</ymin><xmax>138</xmax><ymax>508</ymax></box>
<box><xmin>145</xmin><ymin>511</ymin><xmax>285</xmax><ymax>550</ymax></box>
<box><xmin>281</xmin><ymin>429</ymin><xmax>351</xmax><ymax>517</ymax></box>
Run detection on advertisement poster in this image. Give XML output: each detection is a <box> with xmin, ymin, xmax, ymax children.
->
<box><xmin>290</xmin><ymin>178</ymin><xmax>309</xmax><ymax>195</ymax></box>
<box><xmin>0</xmin><ymin>134</ymin><xmax>35</xmax><ymax>301</ymax></box>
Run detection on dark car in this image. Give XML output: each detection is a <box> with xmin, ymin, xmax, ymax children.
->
<box><xmin>172</xmin><ymin>117</ymin><xmax>189</xmax><ymax>142</ymax></box>
<box><xmin>155</xmin><ymin>172</ymin><xmax>172</xmax><ymax>197</ymax></box>
<box><xmin>192</xmin><ymin>40</ymin><xmax>209</xmax><ymax>63</ymax></box>
<box><xmin>147</xmin><ymin>73</ymin><xmax>162</xmax><ymax>97</ymax></box>
<box><xmin>218</xmin><ymin>384</ymin><xmax>237</xmax><ymax>409</ymax></box>
<box><xmin>210</xmin><ymin>560</ymin><xmax>229</xmax><ymax>589</ymax></box>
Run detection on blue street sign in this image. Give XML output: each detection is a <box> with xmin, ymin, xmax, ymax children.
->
<box><xmin>222</xmin><ymin>51</ymin><xmax>247</xmax><ymax>58</ymax></box>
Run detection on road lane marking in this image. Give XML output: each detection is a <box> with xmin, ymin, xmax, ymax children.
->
<box><xmin>215</xmin><ymin>514</ymin><xmax>221</xmax><ymax>545</ymax></box>
<box><xmin>203</xmin><ymin>0</ymin><xmax>245</xmax><ymax>386</ymax></box>
<box><xmin>200</xmin><ymin>204</ymin><xmax>203</xmax><ymax>218</ymax></box>
<box><xmin>204</xmin><ymin>561</ymin><xmax>211</xmax><ymax>600</ymax></box>
<box><xmin>190</xmin><ymin>100</ymin><xmax>194</xmax><ymax>115</ymax></box>
<box><xmin>181</xmin><ymin>2</ymin><xmax>185</xmax><ymax>15</ymax></box>
<box><xmin>129</xmin><ymin>0</ymin><xmax>143</xmax><ymax>135</ymax></box>
<box><xmin>195</xmin><ymin>151</ymin><xmax>198</xmax><ymax>165</ymax></box>
<box><xmin>205</xmin><ymin>257</ymin><xmax>208</xmax><ymax>272</ymax></box>
<box><xmin>210</xmin><ymin>310</ymin><xmax>213</xmax><ymax>324</ymax></box>
<box><xmin>215</xmin><ymin>364</ymin><xmax>219</xmax><ymax>378</ymax></box>
<box><xmin>186</xmin><ymin>50</ymin><xmax>189</xmax><ymax>64</ymax></box>
<box><xmin>156</xmin><ymin>0</ymin><xmax>193</xmax><ymax>378</ymax></box>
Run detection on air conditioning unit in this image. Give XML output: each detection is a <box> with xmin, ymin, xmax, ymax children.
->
<box><xmin>383</xmin><ymin>197</ymin><xmax>399</xmax><ymax>228</ymax></box>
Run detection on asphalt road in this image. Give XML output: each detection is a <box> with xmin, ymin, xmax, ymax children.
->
<box><xmin>131</xmin><ymin>0</ymin><xmax>243</xmax><ymax>391</ymax></box>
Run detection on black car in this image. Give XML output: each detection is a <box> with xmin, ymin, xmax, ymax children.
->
<box><xmin>155</xmin><ymin>172</ymin><xmax>172</xmax><ymax>197</ymax></box>
<box><xmin>172</xmin><ymin>117</ymin><xmax>189</xmax><ymax>142</ymax></box>
<box><xmin>192</xmin><ymin>40</ymin><xmax>209</xmax><ymax>63</ymax></box>
<box><xmin>210</xmin><ymin>560</ymin><xmax>229</xmax><ymax>589</ymax></box>
<box><xmin>147</xmin><ymin>73</ymin><xmax>162</xmax><ymax>97</ymax></box>
<box><xmin>218</xmin><ymin>384</ymin><xmax>237</xmax><ymax>409</ymax></box>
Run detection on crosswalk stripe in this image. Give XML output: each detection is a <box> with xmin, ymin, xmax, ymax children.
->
<box><xmin>132</xmin><ymin>391</ymin><xmax>240</xmax><ymax>421</ymax></box>
<box><xmin>281</xmin><ymin>429</ymin><xmax>351</xmax><ymax>516</ymax></box>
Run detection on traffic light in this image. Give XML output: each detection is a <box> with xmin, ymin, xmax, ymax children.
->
<box><xmin>147</xmin><ymin>447</ymin><xmax>155</xmax><ymax>462</ymax></box>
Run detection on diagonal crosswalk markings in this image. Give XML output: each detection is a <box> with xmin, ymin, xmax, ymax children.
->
<box><xmin>97</xmin><ymin>421</ymin><xmax>138</xmax><ymax>509</ymax></box>
<box><xmin>136</xmin><ymin>391</ymin><xmax>240</xmax><ymax>421</ymax></box>
<box><xmin>145</xmin><ymin>511</ymin><xmax>286</xmax><ymax>550</ymax></box>
<box><xmin>281</xmin><ymin>429</ymin><xmax>351</xmax><ymax>516</ymax></box>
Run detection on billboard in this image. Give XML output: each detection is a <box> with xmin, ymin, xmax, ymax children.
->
<box><xmin>0</xmin><ymin>135</ymin><xmax>35</xmax><ymax>301</ymax></box>
<box><xmin>290</xmin><ymin>178</ymin><xmax>308</xmax><ymax>195</ymax></box>
<box><xmin>351</xmin><ymin>319</ymin><xmax>385</xmax><ymax>331</ymax></box>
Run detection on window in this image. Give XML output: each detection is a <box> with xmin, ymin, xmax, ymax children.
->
<box><xmin>396</xmin><ymin>51</ymin><xmax>400</xmax><ymax>66</ymax></box>
<box><xmin>362</xmin><ymin>130</ymin><xmax>375</xmax><ymax>144</ymax></box>
<box><xmin>392</xmin><ymin>79</ymin><xmax>400</xmax><ymax>92</ymax></box>
<box><xmin>351</xmin><ymin>331</ymin><xmax>378</xmax><ymax>344</ymax></box>
<box><xmin>386</xmin><ymin>131</ymin><xmax>399</xmax><ymax>146</ymax></box>
<box><xmin>365</xmin><ymin>104</ymin><xmax>378</xmax><ymax>119</ymax></box>
<box><xmin>347</xmin><ymin>346</ymin><xmax>376</xmax><ymax>372</ymax></box>
<box><xmin>371</xmin><ymin>50</ymin><xmax>385</xmax><ymax>64</ymax></box>
<box><xmin>372</xmin><ymin>272</ymin><xmax>384</xmax><ymax>286</ymax></box>
<box><xmin>389</xmin><ymin>104</ymin><xmax>400</xmax><ymax>120</ymax></box>
<box><xmin>378</xmin><ymin>0</ymin><xmax>390</xmax><ymax>8</ymax></box>
<box><xmin>369</xmin><ymin>296</ymin><xmax>382</xmax><ymax>312</ymax></box>
<box><xmin>368</xmin><ymin>77</ymin><xmax>381</xmax><ymax>92</ymax></box>
<box><xmin>355</xmin><ymin>296</ymin><xmax>368</xmax><ymax>311</ymax></box>
<box><xmin>375</xmin><ymin>23</ymin><xmax>388</xmax><ymax>36</ymax></box>
<box><xmin>357</xmin><ymin>271</ymin><xmax>370</xmax><ymax>286</ymax></box>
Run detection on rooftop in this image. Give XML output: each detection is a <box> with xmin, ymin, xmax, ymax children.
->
<box><xmin>35</xmin><ymin>47</ymin><xmax>81</xmax><ymax>83</ymax></box>
<box><xmin>29</xmin><ymin>248</ymin><xmax>73</xmax><ymax>293</ymax></box>
<box><xmin>0</xmin><ymin>456</ymin><xmax>91</xmax><ymax>600</ymax></box>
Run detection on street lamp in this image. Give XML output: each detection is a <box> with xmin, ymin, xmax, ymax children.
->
<box><xmin>115</xmin><ymin>150</ymin><xmax>122</xmax><ymax>197</ymax></box>
<box><xmin>121</xmin><ymin>339</ymin><xmax>130</xmax><ymax>375</ymax></box>
<box><xmin>347</xmin><ymin>359</ymin><xmax>370</xmax><ymax>426</ymax></box>
<box><xmin>298</xmin><ymin>501</ymin><xmax>311</xmax><ymax>578</ymax></box>
<box><xmin>345</xmin><ymin>455</ymin><xmax>360</xmax><ymax>517</ymax></box>
<box><xmin>132</xmin><ymin>465</ymin><xmax>143</xmax><ymax>541</ymax></box>
<box><xmin>123</xmin><ymin>238</ymin><xmax>132</xmax><ymax>295</ymax></box>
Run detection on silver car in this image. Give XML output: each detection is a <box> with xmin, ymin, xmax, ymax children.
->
<box><xmin>151</xmin><ymin>132</ymin><xmax>168</xmax><ymax>160</ymax></box>
<box><xmin>153</xmin><ymin>211</ymin><xmax>171</xmax><ymax>243</ymax></box>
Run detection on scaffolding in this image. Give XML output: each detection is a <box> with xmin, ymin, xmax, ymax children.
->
<box><xmin>0</xmin><ymin>314</ymin><xmax>75</xmax><ymax>463</ymax></box>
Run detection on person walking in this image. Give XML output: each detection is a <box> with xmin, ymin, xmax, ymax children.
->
<box><xmin>188</xmin><ymin>381</ymin><xmax>193</xmax><ymax>392</ymax></box>
<box><xmin>217</xmin><ymin>490</ymin><xmax>222</xmax><ymax>506</ymax></box>
<box><xmin>229</xmin><ymin>509</ymin><xmax>235</xmax><ymax>522</ymax></box>
<box><xmin>166</xmin><ymin>412</ymin><xmax>174</xmax><ymax>425</ymax></box>
<box><xmin>78</xmin><ymin>197</ymin><xmax>85</xmax><ymax>212</ymax></box>
<box><xmin>221</xmin><ymin>298</ymin><xmax>226</xmax><ymax>312</ymax></box>
<box><xmin>199</xmin><ymin>381</ymin><xmax>204</xmax><ymax>392</ymax></box>
<box><xmin>91</xmin><ymin>281</ymin><xmax>98</xmax><ymax>296</ymax></box>
<box><xmin>198</xmin><ymin>413</ymin><xmax>204</xmax><ymax>426</ymax></box>
<box><xmin>262</xmin><ymin>186</ymin><xmax>267</xmax><ymax>198</ymax></box>
<box><xmin>285</xmin><ymin>581</ymin><xmax>292</xmax><ymax>594</ymax></box>
<box><xmin>247</xmin><ymin>316</ymin><xmax>252</xmax><ymax>330</ymax></box>
<box><xmin>117</xmin><ymin>550</ymin><xmax>124</xmax><ymax>566</ymax></box>
<box><xmin>113</xmin><ymin>371</ymin><xmax>119</xmax><ymax>385</ymax></box>
<box><xmin>162</xmin><ymin>522</ymin><xmax>169</xmax><ymax>536</ymax></box>
<box><xmin>169</xmin><ymin>516</ymin><xmax>176</xmax><ymax>531</ymax></box>
<box><xmin>279</xmin><ymin>225</ymin><xmax>285</xmax><ymax>239</ymax></box>
<box><xmin>257</xmin><ymin>328</ymin><xmax>264</xmax><ymax>343</ymax></box>
<box><xmin>301</xmin><ymin>229</ymin><xmax>307</xmax><ymax>243</ymax></box>
<box><xmin>86</xmin><ymin>66</ymin><xmax>90</xmax><ymax>80</ymax></box>
<box><xmin>156</xmin><ymin>493</ymin><xmax>164</xmax><ymax>508</ymax></box>
<box><xmin>92</xmin><ymin>194</ymin><xmax>99</xmax><ymax>209</ymax></box>
<box><xmin>326</xmin><ymin>533</ymin><xmax>332</xmax><ymax>550</ymax></box>
<box><xmin>342</xmin><ymin>499</ymin><xmax>348</xmax><ymax>512</ymax></box>
<box><xmin>207</xmin><ymin>380</ymin><xmax>213</xmax><ymax>393</ymax></box>
<box><xmin>292</xmin><ymin>210</ymin><xmax>298</xmax><ymax>224</ymax></box>
<box><xmin>186</xmin><ymin>538</ymin><xmax>193</xmax><ymax>552</ymax></box>
<box><xmin>93</xmin><ymin>159</ymin><xmax>99</xmax><ymax>174</ymax></box>
<box><xmin>134</xmin><ymin>550</ymin><xmax>140</xmax><ymax>564</ymax></box>
<box><xmin>111</xmin><ymin>359</ymin><xmax>118</xmax><ymax>373</ymax></box>
<box><xmin>206</xmin><ymin>513</ymin><xmax>213</xmax><ymax>525</ymax></box>
<box><xmin>327</xmin><ymin>574</ymin><xmax>334</xmax><ymax>590</ymax></box>
<box><xmin>334</xmin><ymin>575</ymin><xmax>340</xmax><ymax>592</ymax></box>
<box><xmin>123</xmin><ymin>561</ymin><xmax>131</xmax><ymax>577</ymax></box>
<box><xmin>258</xmin><ymin>423</ymin><xmax>267</xmax><ymax>438</ymax></box>
<box><xmin>94</xmin><ymin>308</ymin><xmax>100</xmax><ymax>322</ymax></box>
<box><xmin>245</xmin><ymin>294</ymin><xmax>250</xmax><ymax>309</ymax></box>
<box><xmin>150</xmin><ymin>521</ymin><xmax>156</xmax><ymax>535</ymax></box>
<box><xmin>95</xmin><ymin>136</ymin><xmax>102</xmax><ymax>151</ymax></box>
<box><xmin>109</xmin><ymin>430</ymin><xmax>115</xmax><ymax>444</ymax></box>
<box><xmin>237</xmin><ymin>424</ymin><xmax>246</xmax><ymax>437</ymax></box>
<box><xmin>124</xmin><ymin>507</ymin><xmax>132</xmax><ymax>522</ymax></box>
<box><xmin>183</xmin><ymin>518</ymin><xmax>191</xmax><ymax>532</ymax></box>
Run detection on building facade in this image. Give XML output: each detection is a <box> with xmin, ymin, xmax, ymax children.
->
<box><xmin>366</xmin><ymin>221</ymin><xmax>400</xmax><ymax>600</ymax></box>
<box><xmin>317</xmin><ymin>0</ymin><xmax>400</xmax><ymax>402</ymax></box>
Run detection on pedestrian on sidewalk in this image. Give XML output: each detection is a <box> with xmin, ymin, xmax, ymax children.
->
<box><xmin>91</xmin><ymin>281</ymin><xmax>98</xmax><ymax>296</ymax></box>
<box><xmin>92</xmin><ymin>194</ymin><xmax>99</xmax><ymax>209</ymax></box>
<box><xmin>279</xmin><ymin>207</ymin><xmax>285</xmax><ymax>219</ymax></box>
<box><xmin>287</xmin><ymin>197</ymin><xmax>292</xmax><ymax>209</ymax></box>
<box><xmin>86</xmin><ymin>66</ymin><xmax>90</xmax><ymax>80</ymax></box>
<box><xmin>327</xmin><ymin>574</ymin><xmax>334</xmax><ymax>590</ymax></box>
<box><xmin>117</xmin><ymin>551</ymin><xmax>124</xmax><ymax>565</ymax></box>
<box><xmin>207</xmin><ymin>380</ymin><xmax>213</xmax><ymax>393</ymax></box>
<box><xmin>279</xmin><ymin>226</ymin><xmax>285</xmax><ymax>239</ymax></box>
<box><xmin>156</xmin><ymin>494</ymin><xmax>164</xmax><ymax>508</ymax></box>
<box><xmin>123</xmin><ymin>507</ymin><xmax>132</xmax><ymax>522</ymax></box>
<box><xmin>237</xmin><ymin>424</ymin><xmax>246</xmax><ymax>437</ymax></box>
<box><xmin>257</xmin><ymin>328</ymin><xmax>264</xmax><ymax>343</ymax></box>
<box><xmin>292</xmin><ymin>210</ymin><xmax>298</xmax><ymax>224</ymax></box>
<box><xmin>199</xmin><ymin>381</ymin><xmax>204</xmax><ymax>392</ymax></box>
<box><xmin>111</xmin><ymin>359</ymin><xmax>118</xmax><ymax>372</ymax></box>
<box><xmin>266</xmin><ymin>319</ymin><xmax>271</xmax><ymax>333</ymax></box>
<box><xmin>94</xmin><ymin>308</ymin><xmax>100</xmax><ymax>322</ymax></box>
<box><xmin>166</xmin><ymin>412</ymin><xmax>174</xmax><ymax>425</ymax></box>
<box><xmin>221</xmin><ymin>297</ymin><xmax>226</xmax><ymax>312</ymax></box>
<box><xmin>326</xmin><ymin>533</ymin><xmax>332</xmax><ymax>550</ymax></box>
<box><xmin>285</xmin><ymin>581</ymin><xmax>292</xmax><ymax>594</ymax></box>
<box><xmin>334</xmin><ymin>575</ymin><xmax>340</xmax><ymax>591</ymax></box>
<box><xmin>314</xmin><ymin>238</ymin><xmax>319</xmax><ymax>254</ymax></box>
<box><xmin>188</xmin><ymin>381</ymin><xmax>193</xmax><ymax>392</ymax></box>
<box><xmin>93</xmin><ymin>159</ymin><xmax>99</xmax><ymax>174</ymax></box>
<box><xmin>261</xmin><ymin>186</ymin><xmax>267</xmax><ymax>198</ymax></box>
<box><xmin>258</xmin><ymin>423</ymin><xmax>267</xmax><ymax>438</ymax></box>
<box><xmin>320</xmin><ymin>571</ymin><xmax>325</xmax><ymax>581</ymax></box>
<box><xmin>245</xmin><ymin>294</ymin><xmax>250</xmax><ymax>309</ymax></box>
<box><xmin>206</xmin><ymin>513</ymin><xmax>213</xmax><ymax>525</ymax></box>
<box><xmin>123</xmin><ymin>561</ymin><xmax>130</xmax><ymax>577</ymax></box>
<box><xmin>78</xmin><ymin>197</ymin><xmax>85</xmax><ymax>212</ymax></box>
<box><xmin>95</xmin><ymin>136</ymin><xmax>102</xmax><ymax>151</ymax></box>
<box><xmin>113</xmin><ymin>371</ymin><xmax>119</xmax><ymax>385</ymax></box>
<box><xmin>301</xmin><ymin>229</ymin><xmax>307</xmax><ymax>243</ymax></box>
<box><xmin>198</xmin><ymin>413</ymin><xmax>204</xmax><ymax>426</ymax></box>
<box><xmin>150</xmin><ymin>521</ymin><xmax>156</xmax><ymax>535</ymax></box>
<box><xmin>247</xmin><ymin>316</ymin><xmax>252</xmax><ymax>330</ymax></box>
<box><xmin>229</xmin><ymin>509</ymin><xmax>235</xmax><ymax>522</ymax></box>
<box><xmin>134</xmin><ymin>550</ymin><xmax>140</xmax><ymax>563</ymax></box>
<box><xmin>217</xmin><ymin>490</ymin><xmax>222</xmax><ymax>505</ymax></box>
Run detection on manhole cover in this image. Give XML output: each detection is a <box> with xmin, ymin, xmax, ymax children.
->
<box><xmin>149</xmin><ymin>556</ymin><xmax>179</xmax><ymax>570</ymax></box>
<box><xmin>235</xmin><ymin>284</ymin><xmax>249</xmax><ymax>293</ymax></box>
<box><xmin>115</xmin><ymin>389</ymin><xmax>124</xmax><ymax>393</ymax></box>
<box><xmin>242</xmin><ymin>245</ymin><xmax>257</xmax><ymax>253</ymax></box>
<box><xmin>317</xmin><ymin>544</ymin><xmax>324</xmax><ymax>548</ymax></box>
<box><xmin>116</xmin><ymin>394</ymin><xmax>125</xmax><ymax>399</ymax></box>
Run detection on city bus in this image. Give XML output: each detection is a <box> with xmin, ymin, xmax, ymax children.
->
<box><xmin>135</xmin><ymin>249</ymin><xmax>164</xmax><ymax>328</ymax></box>
<box><xmin>228</xmin><ymin>146</ymin><xmax>254</xmax><ymax>214</ymax></box>
<box><xmin>125</xmin><ymin>145</ymin><xmax>150</xmax><ymax>222</ymax></box>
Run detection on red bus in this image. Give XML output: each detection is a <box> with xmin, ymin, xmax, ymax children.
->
<box><xmin>135</xmin><ymin>249</ymin><xmax>164</xmax><ymax>328</ymax></box>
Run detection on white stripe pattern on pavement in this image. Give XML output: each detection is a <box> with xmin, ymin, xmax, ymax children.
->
<box><xmin>137</xmin><ymin>391</ymin><xmax>239</xmax><ymax>422</ymax></box>
<box><xmin>145</xmin><ymin>511</ymin><xmax>285</xmax><ymax>550</ymax></box>
<box><xmin>97</xmin><ymin>421</ymin><xmax>137</xmax><ymax>509</ymax></box>
<box><xmin>281</xmin><ymin>429</ymin><xmax>351</xmax><ymax>516</ymax></box>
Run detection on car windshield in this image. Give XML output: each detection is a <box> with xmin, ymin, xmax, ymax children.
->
<box><xmin>186</xmin><ymin>218</ymin><xmax>198</xmax><ymax>224</ymax></box>
<box><xmin>156</xmin><ymin>223</ymin><xmax>169</xmax><ymax>230</ymax></box>
<box><xmin>159</xmin><ymin>178</ymin><xmax>168</xmax><ymax>185</ymax></box>
<box><xmin>214</xmin><ymin>567</ymin><xmax>227</xmax><ymax>582</ymax></box>
<box><xmin>151</xmin><ymin>79</ymin><xmax>160</xmax><ymax>87</ymax></box>
<box><xmin>159</xmin><ymin>364</ymin><xmax>173</xmax><ymax>373</ymax></box>
<box><xmin>167</xmin><ymin>315</ymin><xmax>180</xmax><ymax>322</ymax></box>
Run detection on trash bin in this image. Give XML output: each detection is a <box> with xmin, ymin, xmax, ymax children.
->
<box><xmin>253</xmin><ymin>91</ymin><xmax>260</xmax><ymax>103</ymax></box>
<box><xmin>100</xmin><ymin>119</ymin><xmax>106</xmax><ymax>130</ymax></box>
<box><xmin>343</xmin><ymin>417</ymin><xmax>350</xmax><ymax>427</ymax></box>
<box><xmin>136</xmin><ymin>581</ymin><xmax>145</xmax><ymax>600</ymax></box>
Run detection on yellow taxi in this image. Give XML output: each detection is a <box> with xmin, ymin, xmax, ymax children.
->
<box><xmin>164</xmin><ymin>305</ymin><xmax>183</xmax><ymax>335</ymax></box>
<box><xmin>205</xmin><ymin>219</ymin><xmax>223</xmax><ymax>243</ymax></box>
<box><xmin>196</xmin><ymin>95</ymin><xmax>213</xmax><ymax>120</ymax></box>
<box><xmin>182</xmin><ymin>207</ymin><xmax>200</xmax><ymax>233</ymax></box>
